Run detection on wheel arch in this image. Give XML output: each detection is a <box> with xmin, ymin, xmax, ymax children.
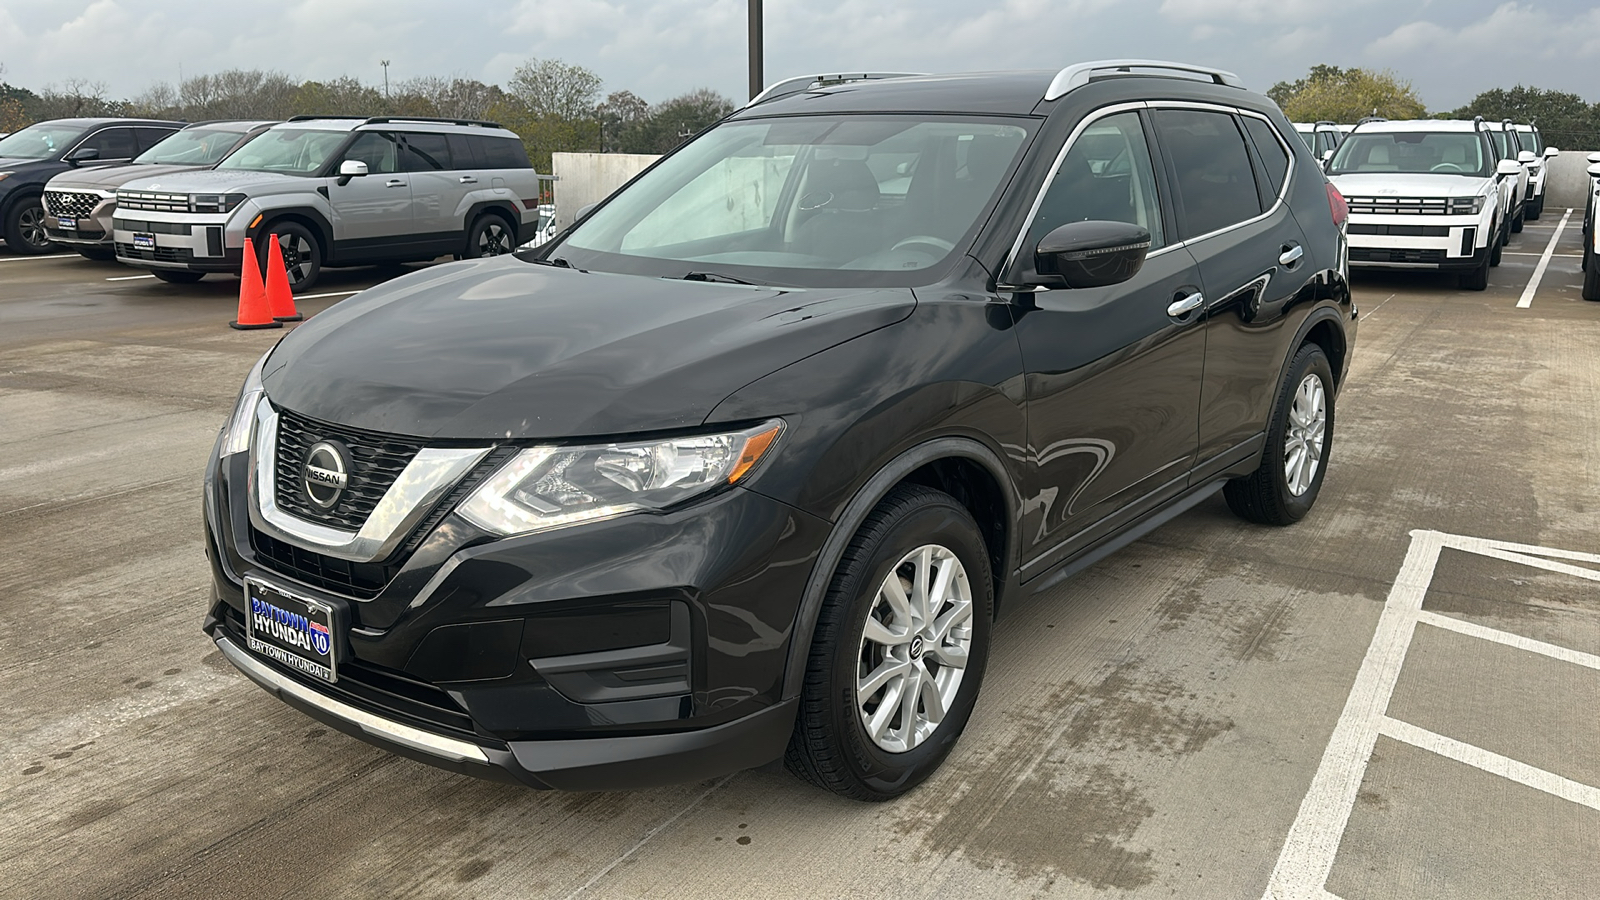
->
<box><xmin>466</xmin><ymin>200</ymin><xmax>521</xmax><ymax>243</ymax></box>
<box><xmin>249</xmin><ymin>207</ymin><xmax>332</xmax><ymax>262</ymax></box>
<box><xmin>779</xmin><ymin>436</ymin><xmax>1020</xmax><ymax>702</ymax></box>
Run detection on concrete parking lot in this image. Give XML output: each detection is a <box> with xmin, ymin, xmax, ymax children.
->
<box><xmin>1</xmin><ymin>216</ymin><xmax>1596</xmax><ymax>899</ymax></box>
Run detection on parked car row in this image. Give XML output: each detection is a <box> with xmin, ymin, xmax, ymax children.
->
<box><xmin>1321</xmin><ymin>116</ymin><xmax>1559</xmax><ymax>291</ymax></box>
<box><xmin>0</xmin><ymin>115</ymin><xmax>548</xmax><ymax>290</ymax></box>
<box><xmin>1584</xmin><ymin>151</ymin><xmax>1600</xmax><ymax>301</ymax></box>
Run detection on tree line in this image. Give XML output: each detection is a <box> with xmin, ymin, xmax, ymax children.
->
<box><xmin>1268</xmin><ymin>65</ymin><xmax>1600</xmax><ymax>147</ymax></box>
<box><xmin>0</xmin><ymin>59</ymin><xmax>737</xmax><ymax>172</ymax></box>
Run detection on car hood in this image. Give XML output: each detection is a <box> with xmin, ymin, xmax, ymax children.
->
<box><xmin>116</xmin><ymin>168</ymin><xmax>302</xmax><ymax>194</ymax></box>
<box><xmin>261</xmin><ymin>257</ymin><xmax>915</xmax><ymax>440</ymax></box>
<box><xmin>1328</xmin><ymin>172</ymin><xmax>1493</xmax><ymax>198</ymax></box>
<box><xmin>47</xmin><ymin>163</ymin><xmax>211</xmax><ymax>191</ymax></box>
<box><xmin>0</xmin><ymin>157</ymin><xmax>62</xmax><ymax>173</ymax></box>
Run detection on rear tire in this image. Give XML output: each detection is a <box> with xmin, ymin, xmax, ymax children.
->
<box><xmin>785</xmin><ymin>484</ymin><xmax>992</xmax><ymax>801</ymax></box>
<box><xmin>1225</xmin><ymin>344</ymin><xmax>1334</xmax><ymax>526</ymax></box>
<box><xmin>3</xmin><ymin>196</ymin><xmax>56</xmax><ymax>254</ymax></box>
<box><xmin>152</xmin><ymin>270</ymin><xmax>205</xmax><ymax>284</ymax></box>
<box><xmin>257</xmin><ymin>221</ymin><xmax>322</xmax><ymax>293</ymax></box>
<box><xmin>464</xmin><ymin>213</ymin><xmax>516</xmax><ymax>259</ymax></box>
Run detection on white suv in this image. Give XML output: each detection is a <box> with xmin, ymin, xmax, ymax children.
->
<box><xmin>1481</xmin><ymin>119</ymin><xmax>1532</xmax><ymax>233</ymax></box>
<box><xmin>1583</xmin><ymin>152</ymin><xmax>1600</xmax><ymax>301</ymax></box>
<box><xmin>113</xmin><ymin>116</ymin><xmax>546</xmax><ymax>291</ymax></box>
<box><xmin>1326</xmin><ymin>119</ymin><xmax>1524</xmax><ymax>291</ymax></box>
<box><xmin>1510</xmin><ymin>123</ymin><xmax>1559</xmax><ymax>220</ymax></box>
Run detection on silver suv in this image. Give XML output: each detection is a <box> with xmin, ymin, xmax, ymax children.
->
<box><xmin>112</xmin><ymin>116</ymin><xmax>544</xmax><ymax>290</ymax></box>
<box><xmin>43</xmin><ymin>120</ymin><xmax>277</xmax><ymax>260</ymax></box>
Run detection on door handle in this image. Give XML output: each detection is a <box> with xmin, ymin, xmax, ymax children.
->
<box><xmin>385</xmin><ymin>179</ymin><xmax>406</xmax><ymax>188</ymax></box>
<box><xmin>1167</xmin><ymin>291</ymin><xmax>1205</xmax><ymax>318</ymax></box>
<box><xmin>1279</xmin><ymin>244</ymin><xmax>1304</xmax><ymax>267</ymax></box>
<box><xmin>459</xmin><ymin>176</ymin><xmax>478</xmax><ymax>184</ymax></box>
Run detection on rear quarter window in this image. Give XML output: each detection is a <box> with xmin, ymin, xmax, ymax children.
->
<box><xmin>475</xmin><ymin>136</ymin><xmax>532</xmax><ymax>170</ymax></box>
<box><xmin>1242</xmin><ymin>116</ymin><xmax>1291</xmax><ymax>197</ymax></box>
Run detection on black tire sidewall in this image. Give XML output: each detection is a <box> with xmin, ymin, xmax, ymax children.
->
<box><xmin>259</xmin><ymin>221</ymin><xmax>321</xmax><ymax>292</ymax></box>
<box><xmin>5</xmin><ymin>196</ymin><xmax>56</xmax><ymax>254</ymax></box>
<box><xmin>466</xmin><ymin>214</ymin><xmax>514</xmax><ymax>258</ymax></box>
<box><xmin>1261</xmin><ymin>347</ymin><xmax>1335</xmax><ymax>521</ymax></box>
<box><xmin>820</xmin><ymin>494</ymin><xmax>992</xmax><ymax>798</ymax></box>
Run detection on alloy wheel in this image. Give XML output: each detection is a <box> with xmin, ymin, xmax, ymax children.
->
<box><xmin>856</xmin><ymin>544</ymin><xmax>974</xmax><ymax>754</ymax></box>
<box><xmin>18</xmin><ymin>206</ymin><xmax>49</xmax><ymax>250</ymax></box>
<box><xmin>278</xmin><ymin>233</ymin><xmax>313</xmax><ymax>282</ymax></box>
<box><xmin>476</xmin><ymin>221</ymin><xmax>512</xmax><ymax>257</ymax></box>
<box><xmin>1284</xmin><ymin>373</ymin><xmax>1327</xmax><ymax>497</ymax></box>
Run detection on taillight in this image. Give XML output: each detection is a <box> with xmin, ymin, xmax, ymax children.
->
<box><xmin>1326</xmin><ymin>182</ymin><xmax>1349</xmax><ymax>227</ymax></box>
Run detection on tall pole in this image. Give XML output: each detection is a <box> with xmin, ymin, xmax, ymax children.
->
<box><xmin>381</xmin><ymin>60</ymin><xmax>391</xmax><ymax>101</ymax></box>
<box><xmin>748</xmin><ymin>0</ymin><xmax>763</xmax><ymax>101</ymax></box>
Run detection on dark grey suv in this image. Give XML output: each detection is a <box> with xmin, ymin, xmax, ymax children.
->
<box><xmin>203</xmin><ymin>61</ymin><xmax>1354</xmax><ymax>800</ymax></box>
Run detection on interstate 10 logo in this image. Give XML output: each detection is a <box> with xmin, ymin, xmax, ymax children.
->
<box><xmin>251</xmin><ymin>596</ymin><xmax>332</xmax><ymax>657</ymax></box>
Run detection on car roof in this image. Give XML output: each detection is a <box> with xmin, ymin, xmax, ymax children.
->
<box><xmin>1350</xmin><ymin>119</ymin><xmax>1486</xmax><ymax>134</ymax></box>
<box><xmin>273</xmin><ymin>117</ymin><xmax>518</xmax><ymax>138</ymax></box>
<box><xmin>180</xmin><ymin>119</ymin><xmax>280</xmax><ymax>132</ymax></box>
<box><xmin>31</xmin><ymin>117</ymin><xmax>186</xmax><ymax>128</ymax></box>
<box><xmin>736</xmin><ymin>71</ymin><xmax>1060</xmax><ymax>116</ymax></box>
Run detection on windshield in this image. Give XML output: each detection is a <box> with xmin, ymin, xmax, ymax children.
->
<box><xmin>216</xmin><ymin>128</ymin><xmax>345</xmax><ymax>175</ymax></box>
<box><xmin>1328</xmin><ymin>132</ymin><xmax>1490</xmax><ymax>176</ymax></box>
<box><xmin>545</xmin><ymin>114</ymin><xmax>1033</xmax><ymax>287</ymax></box>
<box><xmin>135</xmin><ymin>127</ymin><xmax>251</xmax><ymax>166</ymax></box>
<box><xmin>0</xmin><ymin>122</ymin><xmax>90</xmax><ymax>160</ymax></box>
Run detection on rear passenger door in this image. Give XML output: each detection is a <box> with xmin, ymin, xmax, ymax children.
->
<box><xmin>401</xmin><ymin>131</ymin><xmax>469</xmax><ymax>250</ymax></box>
<box><xmin>1151</xmin><ymin>107</ymin><xmax>1311</xmax><ymax>479</ymax></box>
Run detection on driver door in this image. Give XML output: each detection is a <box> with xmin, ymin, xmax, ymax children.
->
<box><xmin>328</xmin><ymin>131</ymin><xmax>414</xmax><ymax>254</ymax></box>
<box><xmin>1012</xmin><ymin>110</ymin><xmax>1205</xmax><ymax>574</ymax></box>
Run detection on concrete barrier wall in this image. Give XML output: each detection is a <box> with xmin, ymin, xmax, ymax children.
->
<box><xmin>1544</xmin><ymin>150</ymin><xmax>1599</xmax><ymax>210</ymax></box>
<box><xmin>550</xmin><ymin>152</ymin><xmax>662</xmax><ymax>231</ymax></box>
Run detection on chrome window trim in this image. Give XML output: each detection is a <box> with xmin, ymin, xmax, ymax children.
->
<box><xmin>247</xmin><ymin>399</ymin><xmax>492</xmax><ymax>563</ymax></box>
<box><xmin>1001</xmin><ymin>99</ymin><xmax>1296</xmax><ymax>286</ymax></box>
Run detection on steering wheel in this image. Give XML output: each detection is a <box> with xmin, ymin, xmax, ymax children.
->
<box><xmin>890</xmin><ymin>235</ymin><xmax>957</xmax><ymax>256</ymax></box>
<box><xmin>1430</xmin><ymin>163</ymin><xmax>1468</xmax><ymax>173</ymax></box>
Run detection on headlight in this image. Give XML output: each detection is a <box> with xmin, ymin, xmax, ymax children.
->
<box><xmin>1448</xmin><ymin>196</ymin><xmax>1485</xmax><ymax>215</ymax></box>
<box><xmin>458</xmin><ymin>421</ymin><xmax>784</xmax><ymax>536</ymax></box>
<box><xmin>190</xmin><ymin>193</ymin><xmax>247</xmax><ymax>214</ymax></box>
<box><xmin>0</xmin><ymin>172</ymin><xmax>11</xmax><ymax>182</ymax></box>
<box><xmin>220</xmin><ymin>351</ymin><xmax>270</xmax><ymax>456</ymax></box>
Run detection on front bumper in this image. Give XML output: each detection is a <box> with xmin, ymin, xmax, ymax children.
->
<box><xmin>203</xmin><ymin>431</ymin><xmax>831</xmax><ymax>789</ymax></box>
<box><xmin>1346</xmin><ymin>212</ymin><xmax>1494</xmax><ymax>270</ymax></box>
<box><xmin>113</xmin><ymin>208</ymin><xmax>242</xmax><ymax>272</ymax></box>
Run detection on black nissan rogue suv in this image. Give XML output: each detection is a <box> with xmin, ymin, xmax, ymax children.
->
<box><xmin>203</xmin><ymin>61</ymin><xmax>1355</xmax><ymax>800</ymax></box>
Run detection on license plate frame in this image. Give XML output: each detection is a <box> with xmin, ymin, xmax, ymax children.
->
<box><xmin>132</xmin><ymin>232</ymin><xmax>156</xmax><ymax>250</ymax></box>
<box><xmin>56</xmin><ymin>216</ymin><xmax>77</xmax><ymax>230</ymax></box>
<box><xmin>244</xmin><ymin>576</ymin><xmax>342</xmax><ymax>684</ymax></box>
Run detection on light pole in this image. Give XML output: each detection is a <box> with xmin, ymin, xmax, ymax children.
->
<box><xmin>748</xmin><ymin>0</ymin><xmax>763</xmax><ymax>101</ymax></box>
<box><xmin>381</xmin><ymin>60</ymin><xmax>391</xmax><ymax>101</ymax></box>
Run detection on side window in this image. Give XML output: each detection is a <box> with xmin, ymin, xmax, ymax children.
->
<box><xmin>403</xmin><ymin>133</ymin><xmax>451</xmax><ymax>171</ymax></box>
<box><xmin>478</xmin><ymin>136</ymin><xmax>533</xmax><ymax>170</ymax></box>
<box><xmin>1154</xmin><ymin>109</ymin><xmax>1263</xmax><ymax>239</ymax></box>
<box><xmin>134</xmin><ymin>127</ymin><xmax>178</xmax><ymax>153</ymax></box>
<box><xmin>1243</xmin><ymin>116</ymin><xmax>1291</xmax><ymax>197</ymax></box>
<box><xmin>342</xmin><ymin>132</ymin><xmax>401</xmax><ymax>175</ymax></box>
<box><xmin>1025</xmin><ymin>111</ymin><xmax>1165</xmax><ymax>251</ymax></box>
<box><xmin>447</xmin><ymin>134</ymin><xmax>479</xmax><ymax>169</ymax></box>
<box><xmin>78</xmin><ymin>127</ymin><xmax>139</xmax><ymax>161</ymax></box>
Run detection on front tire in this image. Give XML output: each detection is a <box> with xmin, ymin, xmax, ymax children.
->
<box><xmin>1527</xmin><ymin>195</ymin><xmax>1544</xmax><ymax>220</ymax></box>
<box><xmin>1225</xmin><ymin>344</ymin><xmax>1334</xmax><ymax>526</ymax></box>
<box><xmin>785</xmin><ymin>484</ymin><xmax>993</xmax><ymax>801</ymax></box>
<box><xmin>1511</xmin><ymin>206</ymin><xmax>1524</xmax><ymax>234</ymax></box>
<box><xmin>257</xmin><ymin>221</ymin><xmax>322</xmax><ymax>293</ymax></box>
<box><xmin>1584</xmin><ymin>247</ymin><xmax>1600</xmax><ymax>301</ymax></box>
<box><xmin>3</xmin><ymin>196</ymin><xmax>56</xmax><ymax>254</ymax></box>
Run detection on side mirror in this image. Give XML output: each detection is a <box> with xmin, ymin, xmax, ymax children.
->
<box><xmin>1588</xmin><ymin>152</ymin><xmax>1600</xmax><ymax>164</ymax></box>
<box><xmin>1321</xmin><ymin>149</ymin><xmax>1335</xmax><ymax>166</ymax></box>
<box><xmin>336</xmin><ymin>159</ymin><xmax>368</xmax><ymax>185</ymax></box>
<box><xmin>1517</xmin><ymin>150</ymin><xmax>1537</xmax><ymax>164</ymax></box>
<box><xmin>66</xmin><ymin>146</ymin><xmax>100</xmax><ymax>166</ymax></box>
<box><xmin>1588</xmin><ymin>163</ymin><xmax>1600</xmax><ymax>179</ymax></box>
<box><xmin>1034</xmin><ymin>220</ymin><xmax>1151</xmax><ymax>290</ymax></box>
<box><xmin>1543</xmin><ymin>147</ymin><xmax>1560</xmax><ymax>159</ymax></box>
<box><xmin>575</xmin><ymin>202</ymin><xmax>598</xmax><ymax>222</ymax></box>
<box><xmin>1496</xmin><ymin>159</ymin><xmax>1524</xmax><ymax>177</ymax></box>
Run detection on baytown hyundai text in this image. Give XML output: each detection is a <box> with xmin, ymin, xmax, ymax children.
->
<box><xmin>203</xmin><ymin>63</ymin><xmax>1355</xmax><ymax>800</ymax></box>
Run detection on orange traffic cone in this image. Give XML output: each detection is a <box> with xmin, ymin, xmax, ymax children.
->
<box><xmin>229</xmin><ymin>237</ymin><xmax>280</xmax><ymax>330</ymax></box>
<box><xmin>265</xmin><ymin>233</ymin><xmax>303</xmax><ymax>323</ymax></box>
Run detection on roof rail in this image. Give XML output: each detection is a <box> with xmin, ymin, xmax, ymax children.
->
<box><xmin>1045</xmin><ymin>59</ymin><xmax>1243</xmax><ymax>101</ymax></box>
<box><xmin>1356</xmin><ymin>115</ymin><xmax>1388</xmax><ymax>125</ymax></box>
<box><xmin>286</xmin><ymin>115</ymin><xmax>368</xmax><ymax>122</ymax></box>
<box><xmin>363</xmin><ymin>116</ymin><xmax>504</xmax><ymax>129</ymax></box>
<box><xmin>745</xmin><ymin>72</ymin><xmax>925</xmax><ymax>107</ymax></box>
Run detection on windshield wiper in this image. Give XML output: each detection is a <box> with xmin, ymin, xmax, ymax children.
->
<box><xmin>527</xmin><ymin>256</ymin><xmax>573</xmax><ymax>268</ymax></box>
<box><xmin>682</xmin><ymin>271</ymin><xmax>756</xmax><ymax>285</ymax></box>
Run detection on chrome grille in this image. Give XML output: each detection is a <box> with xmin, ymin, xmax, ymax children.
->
<box><xmin>44</xmin><ymin>190</ymin><xmax>102</xmax><ymax>219</ymax></box>
<box><xmin>1345</xmin><ymin>197</ymin><xmax>1449</xmax><ymax>216</ymax></box>
<box><xmin>273</xmin><ymin>409</ymin><xmax>426</xmax><ymax>532</ymax></box>
<box><xmin>117</xmin><ymin>190</ymin><xmax>189</xmax><ymax>212</ymax></box>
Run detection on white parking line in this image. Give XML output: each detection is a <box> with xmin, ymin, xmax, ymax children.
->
<box><xmin>0</xmin><ymin>253</ymin><xmax>76</xmax><ymax>262</ymax></box>
<box><xmin>1516</xmin><ymin>208</ymin><xmax>1573</xmax><ymax>309</ymax></box>
<box><xmin>1263</xmin><ymin>529</ymin><xmax>1600</xmax><ymax>900</ymax></box>
<box><xmin>1504</xmin><ymin>251</ymin><xmax>1582</xmax><ymax>258</ymax></box>
<box><xmin>106</xmin><ymin>274</ymin><xmax>156</xmax><ymax>281</ymax></box>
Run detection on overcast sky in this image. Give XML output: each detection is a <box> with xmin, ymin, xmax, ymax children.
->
<box><xmin>2</xmin><ymin>0</ymin><xmax>1598</xmax><ymax>110</ymax></box>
